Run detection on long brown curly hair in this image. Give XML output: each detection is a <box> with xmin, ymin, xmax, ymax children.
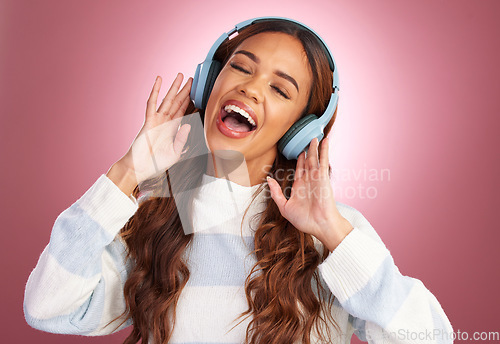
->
<box><xmin>113</xmin><ymin>19</ymin><xmax>341</xmax><ymax>344</ymax></box>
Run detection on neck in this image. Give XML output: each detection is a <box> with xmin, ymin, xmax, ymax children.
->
<box><xmin>205</xmin><ymin>149</ymin><xmax>276</xmax><ymax>187</ymax></box>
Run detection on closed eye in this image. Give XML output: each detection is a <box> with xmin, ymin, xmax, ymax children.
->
<box><xmin>230</xmin><ymin>63</ymin><xmax>250</xmax><ymax>74</ymax></box>
<box><xmin>230</xmin><ymin>62</ymin><xmax>289</xmax><ymax>99</ymax></box>
<box><xmin>272</xmin><ymin>85</ymin><xmax>289</xmax><ymax>99</ymax></box>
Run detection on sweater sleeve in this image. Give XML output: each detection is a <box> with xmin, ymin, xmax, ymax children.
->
<box><xmin>23</xmin><ymin>174</ymin><xmax>139</xmax><ymax>336</ymax></box>
<box><xmin>317</xmin><ymin>204</ymin><xmax>454</xmax><ymax>344</ymax></box>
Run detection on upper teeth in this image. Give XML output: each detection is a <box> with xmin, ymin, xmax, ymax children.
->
<box><xmin>224</xmin><ymin>105</ymin><xmax>256</xmax><ymax>127</ymax></box>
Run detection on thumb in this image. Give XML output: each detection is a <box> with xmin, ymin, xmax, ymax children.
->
<box><xmin>173</xmin><ymin>124</ymin><xmax>191</xmax><ymax>156</ymax></box>
<box><xmin>267</xmin><ymin>176</ymin><xmax>287</xmax><ymax>215</ymax></box>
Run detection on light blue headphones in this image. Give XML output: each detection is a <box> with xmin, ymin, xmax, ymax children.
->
<box><xmin>190</xmin><ymin>16</ymin><xmax>339</xmax><ymax>160</ymax></box>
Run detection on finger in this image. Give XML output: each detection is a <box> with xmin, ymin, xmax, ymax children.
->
<box><xmin>267</xmin><ymin>176</ymin><xmax>287</xmax><ymax>214</ymax></box>
<box><xmin>319</xmin><ymin>136</ymin><xmax>329</xmax><ymax>177</ymax></box>
<box><xmin>146</xmin><ymin>76</ymin><xmax>162</xmax><ymax>117</ymax></box>
<box><xmin>172</xmin><ymin>123</ymin><xmax>191</xmax><ymax>157</ymax></box>
<box><xmin>169</xmin><ymin>78</ymin><xmax>193</xmax><ymax>118</ymax></box>
<box><xmin>157</xmin><ymin>73</ymin><xmax>183</xmax><ymax>114</ymax></box>
<box><xmin>304</xmin><ymin>138</ymin><xmax>318</xmax><ymax>184</ymax></box>
<box><xmin>171</xmin><ymin>94</ymin><xmax>191</xmax><ymax>121</ymax></box>
<box><xmin>295</xmin><ymin>150</ymin><xmax>306</xmax><ymax>181</ymax></box>
<box><xmin>311</xmin><ymin>137</ymin><xmax>320</xmax><ymax>169</ymax></box>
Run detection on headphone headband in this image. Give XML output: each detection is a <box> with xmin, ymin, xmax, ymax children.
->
<box><xmin>203</xmin><ymin>17</ymin><xmax>339</xmax><ymax>91</ymax></box>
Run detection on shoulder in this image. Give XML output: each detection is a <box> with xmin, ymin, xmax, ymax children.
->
<box><xmin>335</xmin><ymin>201</ymin><xmax>370</xmax><ymax>227</ymax></box>
<box><xmin>334</xmin><ymin>201</ymin><xmax>386</xmax><ymax>247</ymax></box>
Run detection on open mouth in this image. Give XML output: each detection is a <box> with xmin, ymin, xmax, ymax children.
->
<box><xmin>220</xmin><ymin>104</ymin><xmax>257</xmax><ymax>133</ymax></box>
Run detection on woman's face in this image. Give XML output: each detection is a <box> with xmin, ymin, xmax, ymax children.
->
<box><xmin>204</xmin><ymin>32</ymin><xmax>313</xmax><ymax>176</ymax></box>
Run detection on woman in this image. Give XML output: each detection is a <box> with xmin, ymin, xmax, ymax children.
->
<box><xmin>24</xmin><ymin>18</ymin><xmax>453</xmax><ymax>343</ymax></box>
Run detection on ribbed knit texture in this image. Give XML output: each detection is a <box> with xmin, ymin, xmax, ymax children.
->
<box><xmin>24</xmin><ymin>173</ymin><xmax>454</xmax><ymax>343</ymax></box>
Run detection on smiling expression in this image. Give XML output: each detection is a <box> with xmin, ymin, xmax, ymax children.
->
<box><xmin>203</xmin><ymin>32</ymin><xmax>313</xmax><ymax>175</ymax></box>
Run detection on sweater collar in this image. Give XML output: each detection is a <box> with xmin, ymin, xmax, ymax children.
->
<box><xmin>196</xmin><ymin>173</ymin><xmax>266</xmax><ymax>204</ymax></box>
<box><xmin>190</xmin><ymin>173</ymin><xmax>269</xmax><ymax>230</ymax></box>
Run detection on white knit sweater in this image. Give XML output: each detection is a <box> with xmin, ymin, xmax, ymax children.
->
<box><xmin>24</xmin><ymin>172</ymin><xmax>454</xmax><ymax>343</ymax></box>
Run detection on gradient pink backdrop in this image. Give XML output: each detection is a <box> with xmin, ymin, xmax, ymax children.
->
<box><xmin>1</xmin><ymin>0</ymin><xmax>499</xmax><ymax>343</ymax></box>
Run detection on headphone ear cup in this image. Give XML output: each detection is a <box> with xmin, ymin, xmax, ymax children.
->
<box><xmin>190</xmin><ymin>63</ymin><xmax>203</xmax><ymax>108</ymax></box>
<box><xmin>278</xmin><ymin>114</ymin><xmax>318</xmax><ymax>158</ymax></box>
<box><xmin>201</xmin><ymin>60</ymin><xmax>222</xmax><ymax>109</ymax></box>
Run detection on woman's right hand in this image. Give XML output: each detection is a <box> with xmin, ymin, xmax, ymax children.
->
<box><xmin>118</xmin><ymin>73</ymin><xmax>193</xmax><ymax>185</ymax></box>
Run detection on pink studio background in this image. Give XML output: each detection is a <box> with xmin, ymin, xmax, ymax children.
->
<box><xmin>1</xmin><ymin>0</ymin><xmax>499</xmax><ymax>343</ymax></box>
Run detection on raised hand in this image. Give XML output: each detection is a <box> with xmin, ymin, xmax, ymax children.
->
<box><xmin>267</xmin><ymin>137</ymin><xmax>353</xmax><ymax>252</ymax></box>
<box><xmin>119</xmin><ymin>73</ymin><xmax>193</xmax><ymax>185</ymax></box>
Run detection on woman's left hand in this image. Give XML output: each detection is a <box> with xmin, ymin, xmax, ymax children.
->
<box><xmin>267</xmin><ymin>137</ymin><xmax>353</xmax><ymax>252</ymax></box>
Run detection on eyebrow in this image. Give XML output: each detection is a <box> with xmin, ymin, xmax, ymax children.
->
<box><xmin>233</xmin><ymin>49</ymin><xmax>300</xmax><ymax>93</ymax></box>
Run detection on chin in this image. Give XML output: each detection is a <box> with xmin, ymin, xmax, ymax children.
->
<box><xmin>206</xmin><ymin>137</ymin><xmax>244</xmax><ymax>156</ymax></box>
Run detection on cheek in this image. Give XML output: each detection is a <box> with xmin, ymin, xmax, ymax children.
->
<box><xmin>266</xmin><ymin>105</ymin><xmax>303</xmax><ymax>132</ymax></box>
<box><xmin>210</xmin><ymin>69</ymin><xmax>231</xmax><ymax>95</ymax></box>
<box><xmin>204</xmin><ymin>87</ymin><xmax>220</xmax><ymax>122</ymax></box>
<box><xmin>205</xmin><ymin>73</ymin><xmax>230</xmax><ymax>112</ymax></box>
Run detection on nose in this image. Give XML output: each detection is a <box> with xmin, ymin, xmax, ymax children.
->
<box><xmin>238</xmin><ymin>77</ymin><xmax>263</xmax><ymax>103</ymax></box>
